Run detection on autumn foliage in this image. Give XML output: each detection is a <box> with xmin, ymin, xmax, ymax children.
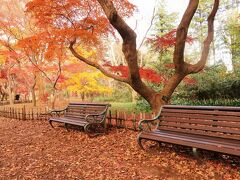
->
<box><xmin>105</xmin><ymin>63</ymin><xmax>196</xmax><ymax>85</ymax></box>
<box><xmin>147</xmin><ymin>29</ymin><xmax>195</xmax><ymax>53</ymax></box>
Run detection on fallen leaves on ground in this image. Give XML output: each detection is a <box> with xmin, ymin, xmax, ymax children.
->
<box><xmin>0</xmin><ymin>118</ymin><xmax>239</xmax><ymax>179</ymax></box>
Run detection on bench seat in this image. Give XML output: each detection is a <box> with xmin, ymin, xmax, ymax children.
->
<box><xmin>137</xmin><ymin>105</ymin><xmax>240</xmax><ymax>156</ymax></box>
<box><xmin>139</xmin><ymin>130</ymin><xmax>240</xmax><ymax>156</ymax></box>
<box><xmin>49</xmin><ymin>117</ymin><xmax>88</xmax><ymax>126</ymax></box>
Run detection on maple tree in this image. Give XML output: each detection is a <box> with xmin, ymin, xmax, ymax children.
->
<box><xmin>25</xmin><ymin>0</ymin><xmax>220</xmax><ymax>112</ymax></box>
<box><xmin>66</xmin><ymin>71</ymin><xmax>112</xmax><ymax>101</ymax></box>
<box><xmin>0</xmin><ymin>0</ymin><xmax>41</xmax><ymax>105</ymax></box>
<box><xmin>0</xmin><ymin>0</ymin><xmax>76</xmax><ymax>107</ymax></box>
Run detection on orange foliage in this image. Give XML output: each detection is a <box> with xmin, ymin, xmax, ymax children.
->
<box><xmin>26</xmin><ymin>0</ymin><xmax>135</xmax><ymax>50</ymax></box>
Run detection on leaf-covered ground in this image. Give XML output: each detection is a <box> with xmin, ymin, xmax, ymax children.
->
<box><xmin>0</xmin><ymin>118</ymin><xmax>239</xmax><ymax>179</ymax></box>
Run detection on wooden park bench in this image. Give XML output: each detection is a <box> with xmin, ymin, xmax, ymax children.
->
<box><xmin>137</xmin><ymin>105</ymin><xmax>240</xmax><ymax>156</ymax></box>
<box><xmin>49</xmin><ymin>102</ymin><xmax>110</xmax><ymax>136</ymax></box>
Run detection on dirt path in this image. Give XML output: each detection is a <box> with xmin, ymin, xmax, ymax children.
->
<box><xmin>0</xmin><ymin>118</ymin><xmax>239</xmax><ymax>179</ymax></box>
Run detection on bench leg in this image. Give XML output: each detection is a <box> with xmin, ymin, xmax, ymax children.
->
<box><xmin>49</xmin><ymin>120</ymin><xmax>54</xmax><ymax>128</ymax></box>
<box><xmin>192</xmin><ymin>148</ymin><xmax>199</xmax><ymax>157</ymax></box>
<box><xmin>137</xmin><ymin>133</ymin><xmax>144</xmax><ymax>149</ymax></box>
<box><xmin>64</xmin><ymin>123</ymin><xmax>69</xmax><ymax>132</ymax></box>
<box><xmin>84</xmin><ymin>123</ymin><xmax>107</xmax><ymax>137</ymax></box>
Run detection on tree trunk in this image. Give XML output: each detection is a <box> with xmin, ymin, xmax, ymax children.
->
<box><xmin>147</xmin><ymin>73</ymin><xmax>186</xmax><ymax>113</ymax></box>
<box><xmin>81</xmin><ymin>93</ymin><xmax>85</xmax><ymax>101</ymax></box>
<box><xmin>31</xmin><ymin>88</ymin><xmax>36</xmax><ymax>107</ymax></box>
<box><xmin>36</xmin><ymin>72</ymin><xmax>45</xmax><ymax>101</ymax></box>
<box><xmin>31</xmin><ymin>75</ymin><xmax>37</xmax><ymax>107</ymax></box>
<box><xmin>9</xmin><ymin>90</ymin><xmax>15</xmax><ymax>105</ymax></box>
<box><xmin>51</xmin><ymin>90</ymin><xmax>57</xmax><ymax>109</ymax></box>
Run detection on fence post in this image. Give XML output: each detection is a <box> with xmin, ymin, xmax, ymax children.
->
<box><xmin>108</xmin><ymin>110</ymin><xmax>112</xmax><ymax>128</ymax></box>
<box><xmin>10</xmin><ymin>108</ymin><xmax>11</xmax><ymax>119</ymax></box>
<box><xmin>32</xmin><ymin>109</ymin><xmax>34</xmax><ymax>120</ymax></box>
<box><xmin>133</xmin><ymin>112</ymin><xmax>137</xmax><ymax>131</ymax></box>
<box><xmin>123</xmin><ymin>111</ymin><xmax>126</xmax><ymax>129</ymax></box>
<box><xmin>36</xmin><ymin>108</ymin><xmax>39</xmax><ymax>120</ymax></box>
<box><xmin>115</xmin><ymin>110</ymin><xmax>118</xmax><ymax>127</ymax></box>
<box><xmin>45</xmin><ymin>108</ymin><xmax>47</xmax><ymax>120</ymax></box>
<box><xmin>12</xmin><ymin>108</ymin><xmax>14</xmax><ymax>119</ymax></box>
<box><xmin>22</xmin><ymin>106</ymin><xmax>26</xmax><ymax>120</ymax></box>
<box><xmin>18</xmin><ymin>109</ymin><xmax>20</xmax><ymax>120</ymax></box>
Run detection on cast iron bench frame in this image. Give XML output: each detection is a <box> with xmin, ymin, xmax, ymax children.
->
<box><xmin>49</xmin><ymin>102</ymin><xmax>110</xmax><ymax>136</ymax></box>
<box><xmin>137</xmin><ymin>105</ymin><xmax>240</xmax><ymax>156</ymax></box>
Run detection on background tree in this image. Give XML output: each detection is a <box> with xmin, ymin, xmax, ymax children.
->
<box><xmin>223</xmin><ymin>10</ymin><xmax>240</xmax><ymax>71</ymax></box>
<box><xmin>66</xmin><ymin>71</ymin><xmax>112</xmax><ymax>101</ymax></box>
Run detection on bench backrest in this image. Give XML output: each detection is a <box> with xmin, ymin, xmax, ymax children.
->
<box><xmin>64</xmin><ymin>103</ymin><xmax>109</xmax><ymax>121</ymax></box>
<box><xmin>158</xmin><ymin>105</ymin><xmax>240</xmax><ymax>140</ymax></box>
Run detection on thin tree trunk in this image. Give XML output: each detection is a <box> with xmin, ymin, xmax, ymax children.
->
<box><xmin>31</xmin><ymin>88</ymin><xmax>36</xmax><ymax>106</ymax></box>
<box><xmin>51</xmin><ymin>90</ymin><xmax>57</xmax><ymax>109</ymax></box>
<box><xmin>31</xmin><ymin>75</ymin><xmax>37</xmax><ymax>106</ymax></box>
<box><xmin>9</xmin><ymin>90</ymin><xmax>14</xmax><ymax>105</ymax></box>
<box><xmin>81</xmin><ymin>93</ymin><xmax>85</xmax><ymax>101</ymax></box>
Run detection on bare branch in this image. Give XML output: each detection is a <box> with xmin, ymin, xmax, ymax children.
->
<box><xmin>27</xmin><ymin>55</ymin><xmax>52</xmax><ymax>82</ymax></box>
<box><xmin>138</xmin><ymin>0</ymin><xmax>157</xmax><ymax>51</ymax></box>
<box><xmin>53</xmin><ymin>59</ymin><xmax>61</xmax><ymax>89</ymax></box>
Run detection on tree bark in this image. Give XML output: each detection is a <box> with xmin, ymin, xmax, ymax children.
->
<box><xmin>31</xmin><ymin>75</ymin><xmax>37</xmax><ymax>106</ymax></box>
<box><xmin>51</xmin><ymin>89</ymin><xmax>56</xmax><ymax>109</ymax></box>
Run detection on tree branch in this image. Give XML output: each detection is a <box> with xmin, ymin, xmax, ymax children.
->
<box><xmin>138</xmin><ymin>0</ymin><xmax>157</xmax><ymax>51</ymax></box>
<box><xmin>187</xmin><ymin>0</ymin><xmax>220</xmax><ymax>74</ymax></box>
<box><xmin>53</xmin><ymin>59</ymin><xmax>61</xmax><ymax>89</ymax></box>
<box><xmin>69</xmin><ymin>39</ymin><xmax>129</xmax><ymax>83</ymax></box>
<box><xmin>27</xmin><ymin>55</ymin><xmax>52</xmax><ymax>82</ymax></box>
<box><xmin>97</xmin><ymin>0</ymin><xmax>141</xmax><ymax>83</ymax></box>
<box><xmin>173</xmin><ymin>0</ymin><xmax>199</xmax><ymax>72</ymax></box>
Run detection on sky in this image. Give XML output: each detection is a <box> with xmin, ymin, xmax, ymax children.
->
<box><xmin>128</xmin><ymin>0</ymin><xmax>189</xmax><ymax>46</ymax></box>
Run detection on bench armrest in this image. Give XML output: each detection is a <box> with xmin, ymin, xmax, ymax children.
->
<box><xmin>85</xmin><ymin>105</ymin><xmax>109</xmax><ymax>124</ymax></box>
<box><xmin>138</xmin><ymin>107</ymin><xmax>162</xmax><ymax>131</ymax></box>
<box><xmin>49</xmin><ymin>107</ymin><xmax>67</xmax><ymax>117</ymax></box>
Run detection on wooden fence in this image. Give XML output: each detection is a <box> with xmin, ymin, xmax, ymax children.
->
<box><xmin>0</xmin><ymin>100</ymin><xmax>32</xmax><ymax>106</ymax></box>
<box><xmin>107</xmin><ymin>110</ymin><xmax>155</xmax><ymax>130</ymax></box>
<box><xmin>0</xmin><ymin>107</ymin><xmax>155</xmax><ymax>130</ymax></box>
<box><xmin>0</xmin><ymin>106</ymin><xmax>49</xmax><ymax>121</ymax></box>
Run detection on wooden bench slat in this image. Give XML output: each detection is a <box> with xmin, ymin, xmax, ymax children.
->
<box><xmin>161</xmin><ymin>112</ymin><xmax>240</xmax><ymax>122</ymax></box>
<box><xmin>68</xmin><ymin>106</ymin><xmax>107</xmax><ymax>109</ymax></box>
<box><xmin>160</xmin><ymin>117</ymin><xmax>240</xmax><ymax>128</ymax></box>
<box><xmin>159</xmin><ymin>122</ymin><xmax>240</xmax><ymax>135</ymax></box>
<box><xmin>67</xmin><ymin>109</ymin><xmax>104</xmax><ymax>113</ymax></box>
<box><xmin>157</xmin><ymin>126</ymin><xmax>240</xmax><ymax>140</ymax></box>
<box><xmin>162</xmin><ymin>109</ymin><xmax>240</xmax><ymax>117</ymax></box>
<box><xmin>164</xmin><ymin>105</ymin><xmax>240</xmax><ymax>111</ymax></box>
<box><xmin>50</xmin><ymin>118</ymin><xmax>87</xmax><ymax>126</ymax></box>
<box><xmin>67</xmin><ymin>108</ymin><xmax>106</xmax><ymax>112</ymax></box>
<box><xmin>66</xmin><ymin>110</ymin><xmax>104</xmax><ymax>114</ymax></box>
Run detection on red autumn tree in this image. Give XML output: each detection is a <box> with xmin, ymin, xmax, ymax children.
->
<box><xmin>26</xmin><ymin>0</ymin><xmax>219</xmax><ymax>112</ymax></box>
